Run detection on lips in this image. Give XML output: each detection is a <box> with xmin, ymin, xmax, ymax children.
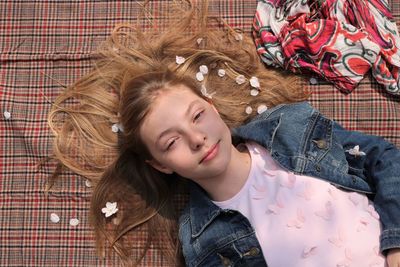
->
<box><xmin>200</xmin><ymin>141</ymin><xmax>220</xmax><ymax>164</ymax></box>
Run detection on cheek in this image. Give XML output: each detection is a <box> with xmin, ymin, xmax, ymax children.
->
<box><xmin>205</xmin><ymin>112</ymin><xmax>226</xmax><ymax>133</ymax></box>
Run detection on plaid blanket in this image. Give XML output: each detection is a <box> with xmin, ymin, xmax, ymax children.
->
<box><xmin>0</xmin><ymin>1</ymin><xmax>399</xmax><ymax>266</ymax></box>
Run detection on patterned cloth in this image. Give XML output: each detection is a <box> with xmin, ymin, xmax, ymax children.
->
<box><xmin>253</xmin><ymin>0</ymin><xmax>400</xmax><ymax>94</ymax></box>
<box><xmin>0</xmin><ymin>1</ymin><xmax>399</xmax><ymax>266</ymax></box>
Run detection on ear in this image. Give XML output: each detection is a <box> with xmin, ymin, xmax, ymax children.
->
<box><xmin>145</xmin><ymin>159</ymin><xmax>174</xmax><ymax>174</ymax></box>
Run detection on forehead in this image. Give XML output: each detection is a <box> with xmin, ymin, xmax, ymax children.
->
<box><xmin>140</xmin><ymin>85</ymin><xmax>205</xmax><ymax>137</ymax></box>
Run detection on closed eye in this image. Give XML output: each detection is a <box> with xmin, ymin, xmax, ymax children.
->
<box><xmin>194</xmin><ymin>110</ymin><xmax>204</xmax><ymax>122</ymax></box>
<box><xmin>166</xmin><ymin>139</ymin><xmax>176</xmax><ymax>150</ymax></box>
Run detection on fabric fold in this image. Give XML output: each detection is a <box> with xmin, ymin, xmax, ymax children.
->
<box><xmin>253</xmin><ymin>0</ymin><xmax>400</xmax><ymax>94</ymax></box>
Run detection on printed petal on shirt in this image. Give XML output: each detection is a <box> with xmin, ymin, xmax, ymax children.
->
<box><xmin>302</xmin><ymin>246</ymin><xmax>317</xmax><ymax>258</ymax></box>
<box><xmin>280</xmin><ymin>173</ymin><xmax>296</xmax><ymax>188</ymax></box>
<box><xmin>297</xmin><ymin>208</ymin><xmax>305</xmax><ymax>223</ymax></box>
<box><xmin>336</xmin><ymin>259</ymin><xmax>351</xmax><ymax>267</ymax></box>
<box><xmin>329</xmin><ymin>228</ymin><xmax>345</xmax><ymax>248</ymax></box>
<box><xmin>251</xmin><ymin>184</ymin><xmax>268</xmax><ymax>200</ymax></box>
<box><xmin>348</xmin><ymin>192</ymin><xmax>361</xmax><ymax>206</ymax></box>
<box><xmin>263</xmin><ymin>169</ymin><xmax>277</xmax><ymax>177</ymax></box>
<box><xmin>338</xmin><ymin>226</ymin><xmax>347</xmax><ymax>243</ymax></box>
<box><xmin>266</xmin><ymin>204</ymin><xmax>280</xmax><ymax>214</ymax></box>
<box><xmin>360</xmin><ymin>217</ymin><xmax>369</xmax><ymax>226</ymax></box>
<box><xmin>275</xmin><ymin>190</ymin><xmax>285</xmax><ymax>208</ymax></box>
<box><xmin>328</xmin><ymin>236</ymin><xmax>343</xmax><ymax>248</ymax></box>
<box><xmin>297</xmin><ymin>181</ymin><xmax>314</xmax><ymax>200</ymax></box>
<box><xmin>357</xmin><ymin>223</ymin><xmax>367</xmax><ymax>232</ymax></box>
<box><xmin>366</xmin><ymin>205</ymin><xmax>380</xmax><ymax>220</ymax></box>
<box><xmin>315</xmin><ymin>202</ymin><xmax>333</xmax><ymax>220</ymax></box>
<box><xmin>373</xmin><ymin>246</ymin><xmax>379</xmax><ymax>255</ymax></box>
<box><xmin>345</xmin><ymin>248</ymin><xmax>353</xmax><ymax>260</ymax></box>
<box><xmin>253</xmin><ymin>183</ymin><xmax>268</xmax><ymax>193</ymax></box>
<box><xmin>287</xmin><ymin>219</ymin><xmax>303</xmax><ymax>229</ymax></box>
<box><xmin>328</xmin><ymin>186</ymin><xmax>338</xmax><ymax>200</ymax></box>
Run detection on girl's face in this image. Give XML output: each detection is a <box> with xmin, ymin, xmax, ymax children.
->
<box><xmin>140</xmin><ymin>84</ymin><xmax>233</xmax><ymax>182</ymax></box>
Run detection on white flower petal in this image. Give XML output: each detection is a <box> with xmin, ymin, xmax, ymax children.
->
<box><xmin>196</xmin><ymin>72</ymin><xmax>204</xmax><ymax>81</ymax></box>
<box><xmin>257</xmin><ymin>104</ymin><xmax>268</xmax><ymax>114</ymax></box>
<box><xmin>250</xmin><ymin>89</ymin><xmax>259</xmax><ymax>96</ymax></box>
<box><xmin>235</xmin><ymin>33</ymin><xmax>243</xmax><ymax>41</ymax></box>
<box><xmin>50</xmin><ymin>213</ymin><xmax>60</xmax><ymax>223</ymax></box>
<box><xmin>309</xmin><ymin>77</ymin><xmax>318</xmax><ymax>85</ymax></box>
<box><xmin>201</xmin><ymin>85</ymin><xmax>207</xmax><ymax>96</ymax></box>
<box><xmin>106</xmin><ymin>202</ymin><xmax>117</xmax><ymax>209</ymax></box>
<box><xmin>102</xmin><ymin>202</ymin><xmax>118</xmax><ymax>218</ymax></box>
<box><xmin>245</xmin><ymin>106</ymin><xmax>252</xmax><ymax>114</ymax></box>
<box><xmin>85</xmin><ymin>179</ymin><xmax>92</xmax><ymax>188</ymax></box>
<box><xmin>3</xmin><ymin>111</ymin><xmax>11</xmax><ymax>120</ymax></box>
<box><xmin>69</xmin><ymin>218</ymin><xmax>79</xmax><ymax>226</ymax></box>
<box><xmin>111</xmin><ymin>124</ymin><xmax>119</xmax><ymax>133</ymax></box>
<box><xmin>217</xmin><ymin>69</ymin><xmax>226</xmax><ymax>77</ymax></box>
<box><xmin>201</xmin><ymin>85</ymin><xmax>215</xmax><ymax>99</ymax></box>
<box><xmin>176</xmin><ymin>56</ymin><xmax>186</xmax><ymax>65</ymax></box>
<box><xmin>199</xmin><ymin>65</ymin><xmax>208</xmax><ymax>75</ymax></box>
<box><xmin>196</xmin><ymin>38</ymin><xmax>203</xmax><ymax>45</ymax></box>
<box><xmin>250</xmin><ymin>76</ymin><xmax>260</xmax><ymax>88</ymax></box>
<box><xmin>345</xmin><ymin>145</ymin><xmax>366</xmax><ymax>156</ymax></box>
<box><xmin>235</xmin><ymin>74</ymin><xmax>246</xmax><ymax>85</ymax></box>
<box><xmin>116</xmin><ymin>124</ymin><xmax>124</xmax><ymax>132</ymax></box>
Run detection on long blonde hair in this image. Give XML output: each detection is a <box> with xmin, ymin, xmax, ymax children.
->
<box><xmin>47</xmin><ymin>0</ymin><xmax>308</xmax><ymax>265</ymax></box>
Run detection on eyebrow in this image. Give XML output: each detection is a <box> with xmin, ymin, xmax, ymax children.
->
<box><xmin>156</xmin><ymin>99</ymin><xmax>201</xmax><ymax>145</ymax></box>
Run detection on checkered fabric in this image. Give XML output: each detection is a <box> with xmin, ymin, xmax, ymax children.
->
<box><xmin>0</xmin><ymin>1</ymin><xmax>399</xmax><ymax>266</ymax></box>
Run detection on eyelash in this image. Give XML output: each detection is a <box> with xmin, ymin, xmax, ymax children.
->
<box><xmin>165</xmin><ymin>110</ymin><xmax>204</xmax><ymax>151</ymax></box>
<box><xmin>193</xmin><ymin>110</ymin><xmax>204</xmax><ymax>122</ymax></box>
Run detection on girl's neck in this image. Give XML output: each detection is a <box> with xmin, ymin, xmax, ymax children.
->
<box><xmin>198</xmin><ymin>143</ymin><xmax>251</xmax><ymax>202</ymax></box>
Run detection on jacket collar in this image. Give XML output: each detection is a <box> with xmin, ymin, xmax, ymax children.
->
<box><xmin>188</xmin><ymin>182</ymin><xmax>223</xmax><ymax>238</ymax></box>
<box><xmin>188</xmin><ymin>105</ymin><xmax>283</xmax><ymax>237</ymax></box>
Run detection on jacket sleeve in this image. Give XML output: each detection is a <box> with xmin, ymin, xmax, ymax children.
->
<box><xmin>332</xmin><ymin>121</ymin><xmax>400</xmax><ymax>253</ymax></box>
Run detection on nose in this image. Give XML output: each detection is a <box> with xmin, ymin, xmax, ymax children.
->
<box><xmin>188</xmin><ymin>128</ymin><xmax>206</xmax><ymax>150</ymax></box>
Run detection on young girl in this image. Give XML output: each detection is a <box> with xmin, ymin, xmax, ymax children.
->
<box><xmin>47</xmin><ymin>1</ymin><xmax>400</xmax><ymax>266</ymax></box>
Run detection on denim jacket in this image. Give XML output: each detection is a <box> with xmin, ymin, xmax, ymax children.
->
<box><xmin>178</xmin><ymin>101</ymin><xmax>400</xmax><ymax>267</ymax></box>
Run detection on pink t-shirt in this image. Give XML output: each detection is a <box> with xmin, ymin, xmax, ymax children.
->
<box><xmin>213</xmin><ymin>141</ymin><xmax>385</xmax><ymax>267</ymax></box>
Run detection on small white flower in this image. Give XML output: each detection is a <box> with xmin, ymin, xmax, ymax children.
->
<box><xmin>257</xmin><ymin>104</ymin><xmax>268</xmax><ymax>114</ymax></box>
<box><xmin>196</xmin><ymin>38</ymin><xmax>203</xmax><ymax>45</ymax></box>
<box><xmin>250</xmin><ymin>89</ymin><xmax>259</xmax><ymax>96</ymax></box>
<box><xmin>199</xmin><ymin>65</ymin><xmax>209</xmax><ymax>75</ymax></box>
<box><xmin>69</xmin><ymin>218</ymin><xmax>79</xmax><ymax>226</ymax></box>
<box><xmin>235</xmin><ymin>74</ymin><xmax>246</xmax><ymax>85</ymax></box>
<box><xmin>250</xmin><ymin>76</ymin><xmax>260</xmax><ymax>88</ymax></box>
<box><xmin>50</xmin><ymin>213</ymin><xmax>60</xmax><ymax>223</ymax></box>
<box><xmin>201</xmin><ymin>85</ymin><xmax>216</xmax><ymax>99</ymax></box>
<box><xmin>176</xmin><ymin>56</ymin><xmax>186</xmax><ymax>65</ymax></box>
<box><xmin>101</xmin><ymin>202</ymin><xmax>118</xmax><ymax>218</ymax></box>
<box><xmin>309</xmin><ymin>77</ymin><xmax>318</xmax><ymax>85</ymax></box>
<box><xmin>85</xmin><ymin>179</ymin><xmax>92</xmax><ymax>188</ymax></box>
<box><xmin>3</xmin><ymin>111</ymin><xmax>11</xmax><ymax>120</ymax></box>
<box><xmin>217</xmin><ymin>69</ymin><xmax>226</xmax><ymax>77</ymax></box>
<box><xmin>345</xmin><ymin>145</ymin><xmax>366</xmax><ymax>157</ymax></box>
<box><xmin>245</xmin><ymin>106</ymin><xmax>252</xmax><ymax>114</ymax></box>
<box><xmin>116</xmin><ymin>123</ymin><xmax>124</xmax><ymax>132</ymax></box>
<box><xmin>196</xmin><ymin>72</ymin><xmax>204</xmax><ymax>82</ymax></box>
<box><xmin>235</xmin><ymin>33</ymin><xmax>243</xmax><ymax>41</ymax></box>
<box><xmin>111</xmin><ymin>124</ymin><xmax>119</xmax><ymax>133</ymax></box>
